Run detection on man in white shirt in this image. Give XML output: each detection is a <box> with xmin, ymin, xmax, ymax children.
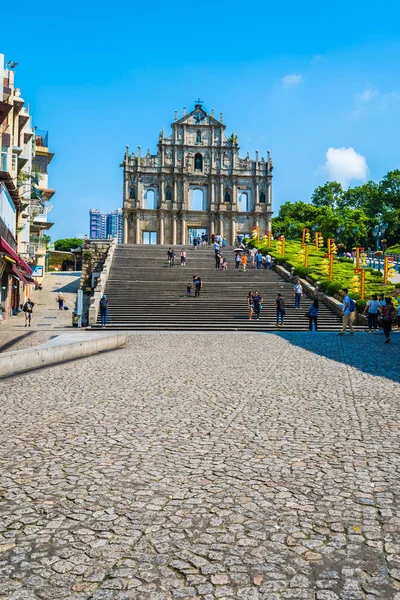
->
<box><xmin>294</xmin><ymin>280</ymin><xmax>303</xmax><ymax>308</ymax></box>
<box><xmin>265</xmin><ymin>254</ymin><xmax>272</xmax><ymax>270</ymax></box>
<box><xmin>339</xmin><ymin>287</ymin><xmax>355</xmax><ymax>335</ymax></box>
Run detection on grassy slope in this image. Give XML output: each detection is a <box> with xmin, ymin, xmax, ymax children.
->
<box><xmin>251</xmin><ymin>238</ymin><xmax>398</xmax><ymax>303</ymax></box>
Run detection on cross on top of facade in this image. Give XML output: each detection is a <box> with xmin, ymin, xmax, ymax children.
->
<box><xmin>194</xmin><ymin>98</ymin><xmax>203</xmax><ymax>107</ymax></box>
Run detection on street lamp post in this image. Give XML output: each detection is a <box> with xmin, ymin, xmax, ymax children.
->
<box><xmin>373</xmin><ymin>222</ymin><xmax>388</xmax><ymax>251</ymax></box>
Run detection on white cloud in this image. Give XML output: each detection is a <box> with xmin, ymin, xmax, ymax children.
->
<box><xmin>323</xmin><ymin>147</ymin><xmax>368</xmax><ymax>188</ymax></box>
<box><xmin>312</xmin><ymin>54</ymin><xmax>323</xmax><ymax>63</ymax></box>
<box><xmin>281</xmin><ymin>74</ymin><xmax>303</xmax><ymax>87</ymax></box>
<box><xmin>359</xmin><ymin>87</ymin><xmax>379</xmax><ymax>102</ymax></box>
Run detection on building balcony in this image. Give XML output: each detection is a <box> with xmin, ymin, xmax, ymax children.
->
<box><xmin>0</xmin><ymin>171</ymin><xmax>23</xmax><ymax>210</ymax></box>
<box><xmin>38</xmin><ymin>187</ymin><xmax>56</xmax><ymax>200</ymax></box>
<box><xmin>18</xmin><ymin>113</ymin><xmax>30</xmax><ymax>132</ymax></box>
<box><xmin>0</xmin><ymin>98</ymin><xmax>12</xmax><ymax>123</ymax></box>
<box><xmin>24</xmin><ymin>130</ymin><xmax>33</xmax><ymax>144</ymax></box>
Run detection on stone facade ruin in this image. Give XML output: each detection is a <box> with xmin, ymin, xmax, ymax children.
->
<box><xmin>121</xmin><ymin>101</ymin><xmax>273</xmax><ymax>245</ymax></box>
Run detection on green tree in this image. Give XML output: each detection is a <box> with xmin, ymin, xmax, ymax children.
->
<box><xmin>54</xmin><ymin>238</ymin><xmax>84</xmax><ymax>251</ymax></box>
<box><xmin>311</xmin><ymin>182</ymin><xmax>344</xmax><ymax>208</ymax></box>
<box><xmin>380</xmin><ymin>170</ymin><xmax>400</xmax><ymax>209</ymax></box>
<box><xmin>41</xmin><ymin>234</ymin><xmax>52</xmax><ymax>249</ymax></box>
<box><xmin>341</xmin><ymin>181</ymin><xmax>383</xmax><ymax>217</ymax></box>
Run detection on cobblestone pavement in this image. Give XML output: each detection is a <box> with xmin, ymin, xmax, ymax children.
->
<box><xmin>1</xmin><ymin>332</ymin><xmax>400</xmax><ymax>600</ymax></box>
<box><xmin>0</xmin><ymin>273</ymin><xmax>80</xmax><ymax>352</ymax></box>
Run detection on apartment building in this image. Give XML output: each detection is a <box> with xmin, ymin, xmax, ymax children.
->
<box><xmin>89</xmin><ymin>208</ymin><xmax>122</xmax><ymax>243</ymax></box>
<box><xmin>0</xmin><ymin>54</ymin><xmax>56</xmax><ymax>320</ymax></box>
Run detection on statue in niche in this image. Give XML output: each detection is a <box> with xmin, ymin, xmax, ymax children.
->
<box><xmin>186</xmin><ymin>153</ymin><xmax>193</xmax><ymax>171</ymax></box>
<box><xmin>177</xmin><ymin>128</ymin><xmax>183</xmax><ymax>141</ymax></box>
<box><xmin>165</xmin><ymin>148</ymin><xmax>172</xmax><ymax>166</ymax></box>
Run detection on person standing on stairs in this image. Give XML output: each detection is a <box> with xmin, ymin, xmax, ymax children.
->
<box><xmin>276</xmin><ymin>293</ymin><xmax>285</xmax><ymax>327</ymax></box>
<box><xmin>167</xmin><ymin>248</ymin><xmax>175</xmax><ymax>267</ymax></box>
<box><xmin>235</xmin><ymin>253</ymin><xmax>240</xmax><ymax>270</ymax></box>
<box><xmin>180</xmin><ymin>249</ymin><xmax>186</xmax><ymax>266</ymax></box>
<box><xmin>100</xmin><ymin>295</ymin><xmax>109</xmax><ymax>328</ymax></box>
<box><xmin>308</xmin><ymin>299</ymin><xmax>319</xmax><ymax>331</ymax></box>
<box><xmin>215</xmin><ymin>251</ymin><xmax>222</xmax><ymax>269</ymax></box>
<box><xmin>294</xmin><ymin>280</ymin><xmax>303</xmax><ymax>308</ymax></box>
<box><xmin>253</xmin><ymin>290</ymin><xmax>263</xmax><ymax>320</ymax></box>
<box><xmin>248</xmin><ymin>291</ymin><xmax>254</xmax><ymax>320</ymax></box>
<box><xmin>241</xmin><ymin>253</ymin><xmax>248</xmax><ymax>272</ymax></box>
<box><xmin>256</xmin><ymin>251</ymin><xmax>263</xmax><ymax>271</ymax></box>
<box><xmin>194</xmin><ymin>275</ymin><xmax>202</xmax><ymax>297</ymax></box>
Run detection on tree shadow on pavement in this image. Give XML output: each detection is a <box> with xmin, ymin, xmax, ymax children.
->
<box><xmin>266</xmin><ymin>331</ymin><xmax>400</xmax><ymax>384</ymax></box>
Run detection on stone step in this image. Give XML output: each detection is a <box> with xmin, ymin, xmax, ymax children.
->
<box><xmin>92</xmin><ymin>245</ymin><xmax>356</xmax><ymax>331</ymax></box>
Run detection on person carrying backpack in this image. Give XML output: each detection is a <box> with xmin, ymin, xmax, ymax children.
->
<box><xmin>380</xmin><ymin>297</ymin><xmax>396</xmax><ymax>343</ymax></box>
<box><xmin>99</xmin><ymin>295</ymin><xmax>108</xmax><ymax>328</ymax></box>
<box><xmin>23</xmin><ymin>298</ymin><xmax>34</xmax><ymax>327</ymax></box>
<box><xmin>339</xmin><ymin>288</ymin><xmax>355</xmax><ymax>335</ymax></box>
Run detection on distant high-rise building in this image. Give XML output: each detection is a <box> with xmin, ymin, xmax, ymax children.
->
<box><xmin>89</xmin><ymin>208</ymin><xmax>122</xmax><ymax>243</ymax></box>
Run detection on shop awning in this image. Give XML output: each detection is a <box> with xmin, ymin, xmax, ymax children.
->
<box><xmin>0</xmin><ymin>237</ymin><xmax>33</xmax><ymax>275</ymax></box>
<box><xmin>11</xmin><ymin>264</ymin><xmax>29</xmax><ymax>286</ymax></box>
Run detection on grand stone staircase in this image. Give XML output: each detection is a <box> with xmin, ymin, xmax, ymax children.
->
<box><xmin>91</xmin><ymin>244</ymin><xmax>349</xmax><ymax>331</ymax></box>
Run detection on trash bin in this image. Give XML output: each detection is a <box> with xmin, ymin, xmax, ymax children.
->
<box><xmin>72</xmin><ymin>311</ymin><xmax>79</xmax><ymax>327</ymax></box>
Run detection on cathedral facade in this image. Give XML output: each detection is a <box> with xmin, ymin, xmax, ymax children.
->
<box><xmin>121</xmin><ymin>101</ymin><xmax>273</xmax><ymax>245</ymax></box>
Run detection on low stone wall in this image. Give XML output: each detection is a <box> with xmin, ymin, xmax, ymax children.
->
<box><xmin>88</xmin><ymin>239</ymin><xmax>118</xmax><ymax>325</ymax></box>
<box><xmin>79</xmin><ymin>239</ymin><xmax>118</xmax><ymax>326</ymax></box>
<box><xmin>0</xmin><ymin>332</ymin><xmax>127</xmax><ymax>379</ymax></box>
<box><xmin>79</xmin><ymin>239</ymin><xmax>115</xmax><ymax>291</ymax></box>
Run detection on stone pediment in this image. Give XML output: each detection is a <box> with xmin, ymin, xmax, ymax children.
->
<box><xmin>174</xmin><ymin>105</ymin><xmax>225</xmax><ymax>129</ymax></box>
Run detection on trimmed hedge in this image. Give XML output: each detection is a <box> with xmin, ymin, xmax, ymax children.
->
<box><xmin>356</xmin><ymin>299</ymin><xmax>367</xmax><ymax>312</ymax></box>
<box><xmin>327</xmin><ymin>282</ymin><xmax>343</xmax><ymax>296</ymax></box>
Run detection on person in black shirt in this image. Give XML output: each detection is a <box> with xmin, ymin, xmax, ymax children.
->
<box><xmin>23</xmin><ymin>298</ymin><xmax>35</xmax><ymax>327</ymax></box>
<box><xmin>252</xmin><ymin>290</ymin><xmax>263</xmax><ymax>320</ymax></box>
<box><xmin>193</xmin><ymin>275</ymin><xmax>202</xmax><ymax>297</ymax></box>
<box><xmin>276</xmin><ymin>293</ymin><xmax>285</xmax><ymax>327</ymax></box>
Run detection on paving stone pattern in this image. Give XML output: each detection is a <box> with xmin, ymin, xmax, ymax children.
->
<box><xmin>1</xmin><ymin>332</ymin><xmax>400</xmax><ymax>600</ymax></box>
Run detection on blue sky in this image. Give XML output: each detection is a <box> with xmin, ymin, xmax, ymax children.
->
<box><xmin>2</xmin><ymin>0</ymin><xmax>400</xmax><ymax>240</ymax></box>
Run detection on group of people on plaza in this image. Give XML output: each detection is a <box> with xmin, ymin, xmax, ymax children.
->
<box><xmin>362</xmin><ymin>292</ymin><xmax>399</xmax><ymax>342</ymax></box>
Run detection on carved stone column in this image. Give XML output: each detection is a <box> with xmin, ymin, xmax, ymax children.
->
<box><xmin>210</xmin><ymin>178</ymin><xmax>215</xmax><ymax>211</ymax></box>
<box><xmin>231</xmin><ymin>218</ymin><xmax>236</xmax><ymax>245</ymax></box>
<box><xmin>136</xmin><ymin>215</ymin><xmax>141</xmax><ymax>244</ymax></box>
<box><xmin>210</xmin><ymin>213</ymin><xmax>215</xmax><ymax>237</ymax></box>
<box><xmin>123</xmin><ymin>212</ymin><xmax>128</xmax><ymax>244</ymax></box>
<box><xmin>254</xmin><ymin>180</ymin><xmax>260</xmax><ymax>212</ymax></box>
<box><xmin>232</xmin><ymin>179</ymin><xmax>237</xmax><ymax>210</ymax></box>
<box><xmin>219</xmin><ymin>180</ymin><xmax>224</xmax><ymax>210</ymax></box>
<box><xmin>173</xmin><ymin>179</ymin><xmax>178</xmax><ymax>210</ymax></box>
<box><xmin>172</xmin><ymin>216</ymin><xmax>177</xmax><ymax>246</ymax></box>
<box><xmin>160</xmin><ymin>178</ymin><xmax>166</xmax><ymax>209</ymax></box>
<box><xmin>137</xmin><ymin>176</ymin><xmax>142</xmax><ymax>209</ymax></box>
<box><xmin>181</xmin><ymin>214</ymin><xmax>187</xmax><ymax>245</ymax></box>
<box><xmin>159</xmin><ymin>214</ymin><xmax>165</xmax><ymax>245</ymax></box>
<box><xmin>267</xmin><ymin>178</ymin><xmax>272</xmax><ymax>205</ymax></box>
<box><xmin>219</xmin><ymin>216</ymin><xmax>224</xmax><ymax>238</ymax></box>
<box><xmin>182</xmin><ymin>178</ymin><xmax>188</xmax><ymax>211</ymax></box>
